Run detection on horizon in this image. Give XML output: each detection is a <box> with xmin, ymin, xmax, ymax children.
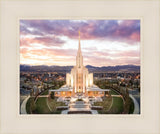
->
<box><xmin>20</xmin><ymin>20</ymin><xmax>140</xmax><ymax>66</ymax></box>
<box><xmin>20</xmin><ymin>64</ymin><xmax>140</xmax><ymax>67</ymax></box>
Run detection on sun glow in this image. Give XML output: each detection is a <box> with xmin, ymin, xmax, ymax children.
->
<box><xmin>20</xmin><ymin>20</ymin><xmax>140</xmax><ymax>66</ymax></box>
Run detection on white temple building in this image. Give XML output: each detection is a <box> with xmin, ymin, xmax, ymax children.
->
<box><xmin>66</xmin><ymin>31</ymin><xmax>93</xmax><ymax>96</ymax></box>
<box><xmin>49</xmin><ymin>31</ymin><xmax>109</xmax><ymax>98</ymax></box>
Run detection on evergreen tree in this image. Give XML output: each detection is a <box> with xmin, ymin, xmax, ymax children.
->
<box><xmin>50</xmin><ymin>92</ymin><xmax>55</xmax><ymax>99</ymax></box>
<box><xmin>30</xmin><ymin>98</ymin><xmax>36</xmax><ymax>113</ymax></box>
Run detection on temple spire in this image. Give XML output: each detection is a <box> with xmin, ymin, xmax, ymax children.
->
<box><xmin>76</xmin><ymin>30</ymin><xmax>83</xmax><ymax>68</ymax></box>
<box><xmin>78</xmin><ymin>30</ymin><xmax>81</xmax><ymax>52</ymax></box>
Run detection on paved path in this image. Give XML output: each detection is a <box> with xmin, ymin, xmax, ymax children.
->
<box><xmin>130</xmin><ymin>94</ymin><xmax>140</xmax><ymax>114</ymax></box>
<box><xmin>111</xmin><ymin>95</ymin><xmax>121</xmax><ymax>97</ymax></box>
<box><xmin>61</xmin><ymin>110</ymin><xmax>69</xmax><ymax>114</ymax></box>
<box><xmin>62</xmin><ymin>99</ymin><xmax>98</xmax><ymax>114</ymax></box>
<box><xmin>61</xmin><ymin>109</ymin><xmax>98</xmax><ymax>114</ymax></box>
<box><xmin>20</xmin><ymin>95</ymin><xmax>30</xmax><ymax>114</ymax></box>
<box><xmin>111</xmin><ymin>95</ymin><xmax>125</xmax><ymax>104</ymax></box>
<box><xmin>91</xmin><ymin>110</ymin><xmax>98</xmax><ymax>114</ymax></box>
<box><xmin>46</xmin><ymin>98</ymin><xmax>52</xmax><ymax>112</ymax></box>
<box><xmin>107</xmin><ymin>96</ymin><xmax>113</xmax><ymax>112</ymax></box>
<box><xmin>38</xmin><ymin>95</ymin><xmax>49</xmax><ymax>97</ymax></box>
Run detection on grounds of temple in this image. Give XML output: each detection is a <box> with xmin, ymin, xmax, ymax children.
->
<box><xmin>20</xmin><ymin>31</ymin><xmax>140</xmax><ymax>114</ymax></box>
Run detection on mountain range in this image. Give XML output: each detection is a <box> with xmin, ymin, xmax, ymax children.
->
<box><xmin>20</xmin><ymin>64</ymin><xmax>140</xmax><ymax>73</ymax></box>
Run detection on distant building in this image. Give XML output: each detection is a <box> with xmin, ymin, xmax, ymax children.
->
<box><xmin>48</xmin><ymin>73</ymin><xmax>51</xmax><ymax>77</ymax></box>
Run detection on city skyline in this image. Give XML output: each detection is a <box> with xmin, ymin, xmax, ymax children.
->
<box><xmin>20</xmin><ymin>20</ymin><xmax>140</xmax><ymax>67</ymax></box>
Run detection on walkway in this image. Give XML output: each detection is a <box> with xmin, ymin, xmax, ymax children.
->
<box><xmin>69</xmin><ymin>101</ymin><xmax>91</xmax><ymax>112</ymax></box>
<box><xmin>61</xmin><ymin>110</ymin><xmax>68</xmax><ymax>114</ymax></box>
<box><xmin>37</xmin><ymin>95</ymin><xmax>49</xmax><ymax>97</ymax></box>
<box><xmin>61</xmin><ymin>97</ymin><xmax>98</xmax><ymax>114</ymax></box>
<box><xmin>46</xmin><ymin>97</ymin><xmax>52</xmax><ymax>112</ymax></box>
<box><xmin>20</xmin><ymin>95</ymin><xmax>30</xmax><ymax>114</ymax></box>
<box><xmin>61</xmin><ymin>110</ymin><xmax>98</xmax><ymax>114</ymax></box>
<box><xmin>129</xmin><ymin>94</ymin><xmax>140</xmax><ymax>114</ymax></box>
<box><xmin>111</xmin><ymin>95</ymin><xmax>121</xmax><ymax>97</ymax></box>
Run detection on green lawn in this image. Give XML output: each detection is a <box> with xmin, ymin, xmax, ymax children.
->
<box><xmin>96</xmin><ymin>96</ymin><xmax>124</xmax><ymax>114</ymax></box>
<box><xmin>26</xmin><ymin>94</ymin><xmax>126</xmax><ymax>114</ymax></box>
<box><xmin>41</xmin><ymin>89</ymin><xmax>49</xmax><ymax>95</ymax></box>
<box><xmin>26</xmin><ymin>95</ymin><xmax>67</xmax><ymax>114</ymax></box>
<box><xmin>34</xmin><ymin>97</ymin><xmax>51</xmax><ymax>114</ymax></box>
<box><xmin>107</xmin><ymin>97</ymin><xmax>124</xmax><ymax>114</ymax></box>
<box><xmin>95</xmin><ymin>96</ymin><xmax>134</xmax><ymax>114</ymax></box>
<box><xmin>47</xmin><ymin>97</ymin><xmax>66</xmax><ymax>114</ymax></box>
<box><xmin>94</xmin><ymin>96</ymin><xmax>112</xmax><ymax>114</ymax></box>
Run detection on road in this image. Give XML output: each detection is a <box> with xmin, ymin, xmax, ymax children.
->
<box><xmin>20</xmin><ymin>95</ymin><xmax>30</xmax><ymax>114</ymax></box>
<box><xmin>130</xmin><ymin>94</ymin><xmax>140</xmax><ymax>114</ymax></box>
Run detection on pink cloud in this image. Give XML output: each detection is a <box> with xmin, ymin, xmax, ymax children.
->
<box><xmin>20</xmin><ymin>20</ymin><xmax>140</xmax><ymax>66</ymax></box>
<box><xmin>20</xmin><ymin>36</ymin><xmax>65</xmax><ymax>47</ymax></box>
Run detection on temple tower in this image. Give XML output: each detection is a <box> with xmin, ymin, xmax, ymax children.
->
<box><xmin>66</xmin><ymin>31</ymin><xmax>93</xmax><ymax>96</ymax></box>
<box><xmin>76</xmin><ymin>31</ymin><xmax>84</xmax><ymax>93</ymax></box>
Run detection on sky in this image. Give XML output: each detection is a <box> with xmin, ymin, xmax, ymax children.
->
<box><xmin>20</xmin><ymin>20</ymin><xmax>140</xmax><ymax>67</ymax></box>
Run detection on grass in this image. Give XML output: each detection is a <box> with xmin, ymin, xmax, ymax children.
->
<box><xmin>26</xmin><ymin>95</ymin><xmax>67</xmax><ymax>114</ymax></box>
<box><xmin>34</xmin><ymin>97</ymin><xmax>51</xmax><ymax>114</ymax></box>
<box><xmin>107</xmin><ymin>97</ymin><xmax>124</xmax><ymax>114</ymax></box>
<box><xmin>96</xmin><ymin>96</ymin><xmax>124</xmax><ymax>114</ymax></box>
<box><xmin>47</xmin><ymin>97</ymin><xmax>66</xmax><ymax>113</ymax></box>
<box><xmin>94</xmin><ymin>96</ymin><xmax>112</xmax><ymax>114</ymax></box>
<box><xmin>41</xmin><ymin>89</ymin><xmax>49</xmax><ymax>95</ymax></box>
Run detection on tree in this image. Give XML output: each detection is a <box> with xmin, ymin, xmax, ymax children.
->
<box><xmin>50</xmin><ymin>92</ymin><xmax>55</xmax><ymax>99</ymax></box>
<box><xmin>123</xmin><ymin>88</ymin><xmax>131</xmax><ymax>114</ymax></box>
<box><xmin>30</xmin><ymin>98</ymin><xmax>36</xmax><ymax>113</ymax></box>
<box><xmin>129</xmin><ymin>79</ymin><xmax>133</xmax><ymax>86</ymax></box>
<box><xmin>30</xmin><ymin>89</ymin><xmax>34</xmax><ymax>96</ymax></box>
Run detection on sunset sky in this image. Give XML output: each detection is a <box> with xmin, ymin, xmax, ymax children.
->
<box><xmin>20</xmin><ymin>20</ymin><xmax>140</xmax><ymax>67</ymax></box>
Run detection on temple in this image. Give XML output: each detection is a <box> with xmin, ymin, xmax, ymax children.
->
<box><xmin>49</xmin><ymin>31</ymin><xmax>109</xmax><ymax>98</ymax></box>
<box><xmin>66</xmin><ymin>31</ymin><xmax>93</xmax><ymax>96</ymax></box>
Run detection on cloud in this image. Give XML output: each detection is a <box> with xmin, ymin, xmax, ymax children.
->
<box><xmin>82</xmin><ymin>49</ymin><xmax>139</xmax><ymax>59</ymax></box>
<box><xmin>20</xmin><ymin>46</ymin><xmax>140</xmax><ymax>66</ymax></box>
<box><xmin>20</xmin><ymin>36</ymin><xmax>65</xmax><ymax>47</ymax></box>
<box><xmin>89</xmin><ymin>20</ymin><xmax>140</xmax><ymax>44</ymax></box>
<box><xmin>20</xmin><ymin>47</ymin><xmax>76</xmax><ymax>57</ymax></box>
<box><xmin>20</xmin><ymin>20</ymin><xmax>140</xmax><ymax>44</ymax></box>
<box><xmin>20</xmin><ymin>47</ymin><xmax>77</xmax><ymax>65</ymax></box>
<box><xmin>20</xmin><ymin>20</ymin><xmax>140</xmax><ymax>66</ymax></box>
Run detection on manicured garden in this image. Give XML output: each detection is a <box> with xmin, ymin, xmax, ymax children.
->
<box><xmin>47</xmin><ymin>97</ymin><xmax>66</xmax><ymax>114</ymax></box>
<box><xmin>26</xmin><ymin>96</ymin><xmax>66</xmax><ymax>114</ymax></box>
<box><xmin>26</xmin><ymin>97</ymin><xmax>51</xmax><ymax>114</ymax></box>
<box><xmin>93</xmin><ymin>96</ymin><xmax>112</xmax><ymax>114</ymax></box>
<box><xmin>41</xmin><ymin>89</ymin><xmax>49</xmax><ymax>95</ymax></box>
<box><xmin>107</xmin><ymin>97</ymin><xmax>124</xmax><ymax>114</ymax></box>
<box><xmin>94</xmin><ymin>96</ymin><xmax>124</xmax><ymax>114</ymax></box>
<box><xmin>34</xmin><ymin>97</ymin><xmax>51</xmax><ymax>114</ymax></box>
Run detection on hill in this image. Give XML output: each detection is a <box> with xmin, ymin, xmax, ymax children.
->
<box><xmin>20</xmin><ymin>64</ymin><xmax>140</xmax><ymax>73</ymax></box>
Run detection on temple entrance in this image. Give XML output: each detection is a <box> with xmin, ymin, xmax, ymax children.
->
<box><xmin>77</xmin><ymin>86</ymin><xmax>83</xmax><ymax>93</ymax></box>
<box><xmin>76</xmin><ymin>72</ymin><xmax>83</xmax><ymax>93</ymax></box>
<box><xmin>77</xmin><ymin>92</ymin><xmax>83</xmax><ymax>96</ymax></box>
